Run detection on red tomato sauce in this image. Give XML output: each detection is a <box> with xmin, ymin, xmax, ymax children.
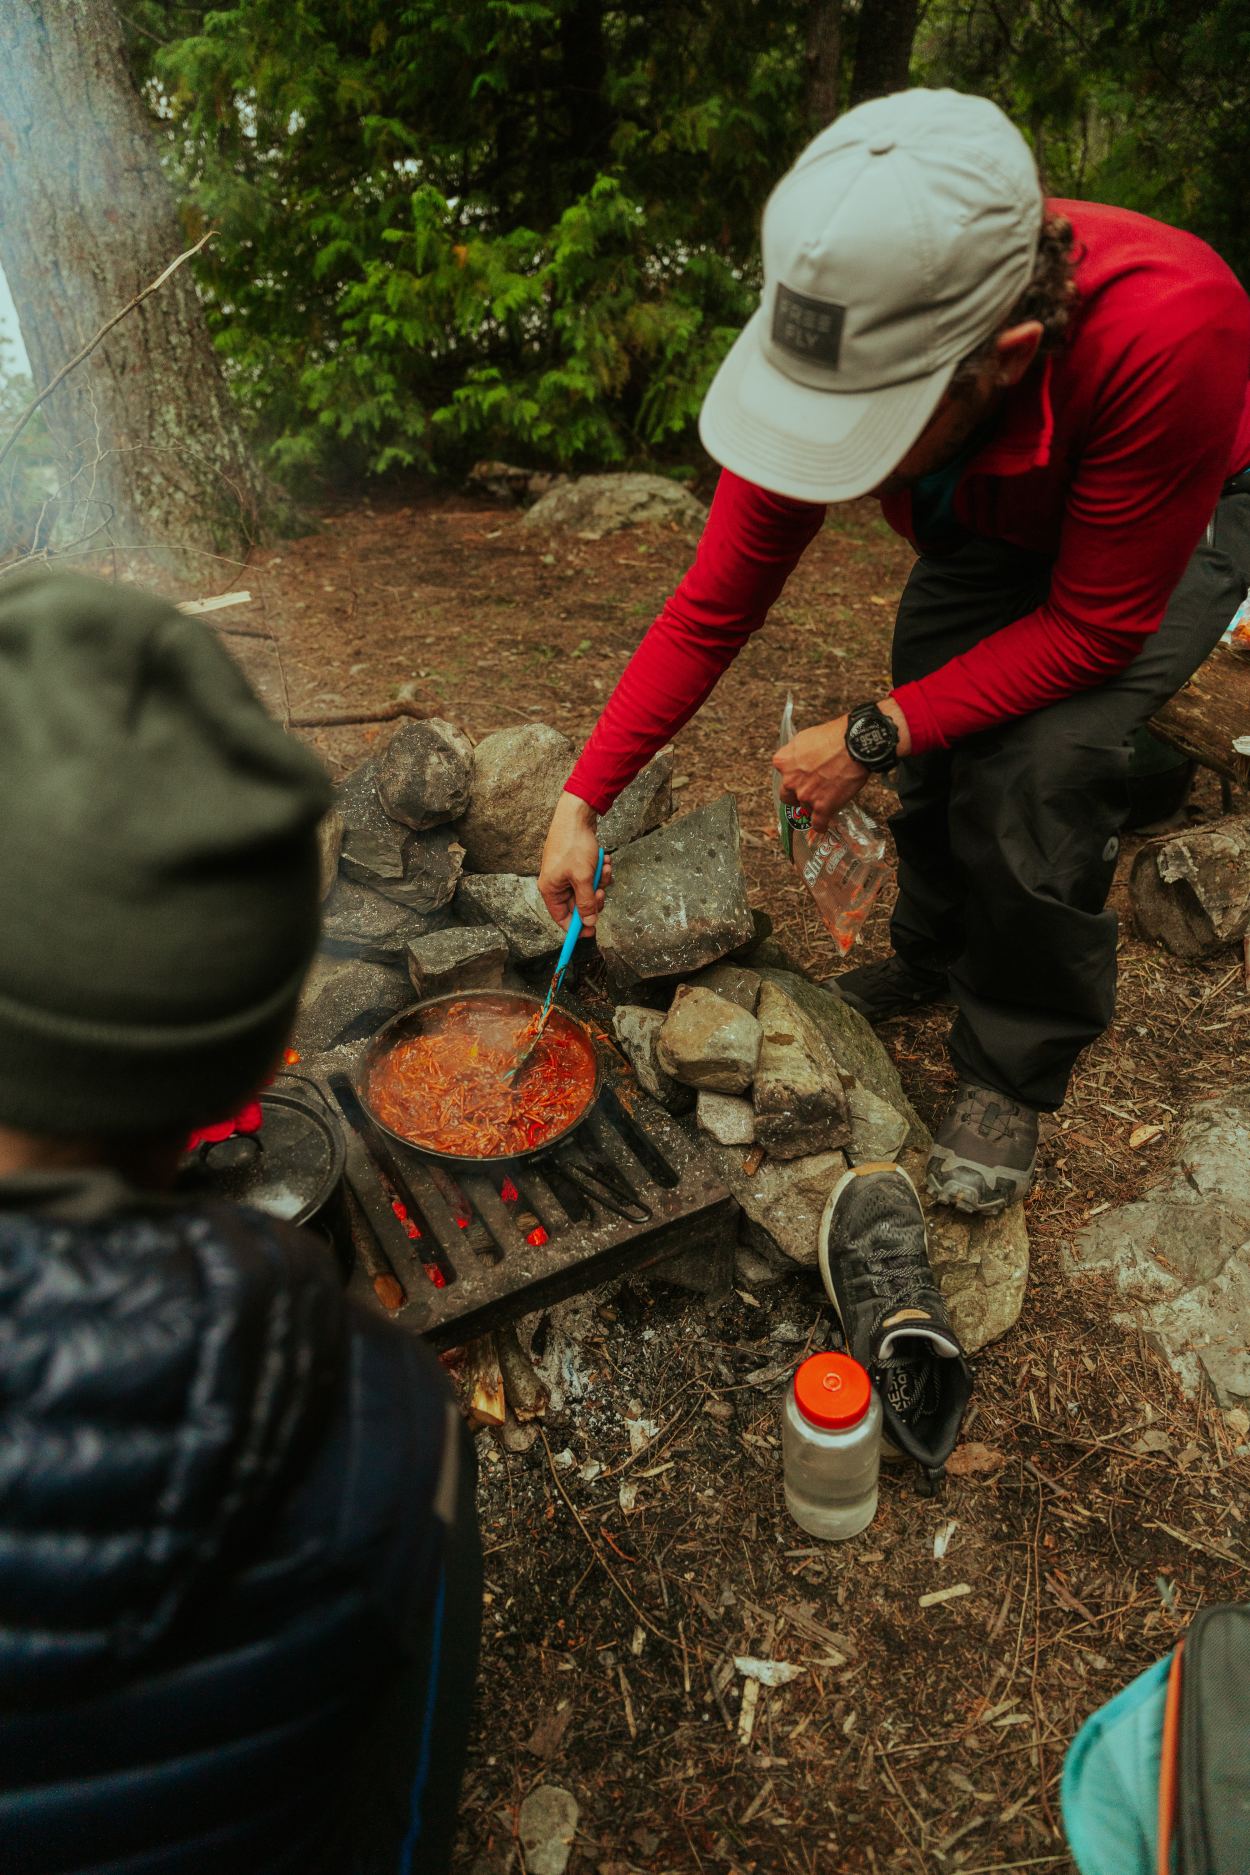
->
<box><xmin>367</xmin><ymin>1002</ymin><xmax>597</xmax><ymax>1158</ymax></box>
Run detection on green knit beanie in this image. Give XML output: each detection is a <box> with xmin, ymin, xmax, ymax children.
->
<box><xmin>0</xmin><ymin>569</ymin><xmax>332</xmax><ymax>1137</ymax></box>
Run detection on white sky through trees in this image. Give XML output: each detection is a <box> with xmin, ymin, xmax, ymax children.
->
<box><xmin>0</xmin><ymin>265</ymin><xmax>30</xmax><ymax>378</ymax></box>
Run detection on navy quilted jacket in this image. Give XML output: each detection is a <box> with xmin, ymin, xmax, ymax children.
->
<box><xmin>0</xmin><ymin>1173</ymin><xmax>458</xmax><ymax>1875</ymax></box>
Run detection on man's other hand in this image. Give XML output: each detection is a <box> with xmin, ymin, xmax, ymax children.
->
<box><xmin>773</xmin><ymin>716</ymin><xmax>868</xmax><ymax>834</ymax></box>
<box><xmin>538</xmin><ymin>791</ymin><xmax>611</xmax><ymax>932</ymax></box>
<box><xmin>773</xmin><ymin>699</ymin><xmax>911</xmax><ymax>835</ymax></box>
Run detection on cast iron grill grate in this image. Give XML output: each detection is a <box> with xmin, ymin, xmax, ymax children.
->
<box><xmin>288</xmin><ymin>1042</ymin><xmax>737</xmax><ymax>1347</ymax></box>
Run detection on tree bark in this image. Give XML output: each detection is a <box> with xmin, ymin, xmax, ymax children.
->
<box><xmin>1130</xmin><ymin>815</ymin><xmax>1250</xmax><ymax>960</ymax></box>
<box><xmin>806</xmin><ymin>0</ymin><xmax>843</xmax><ymax>133</ymax></box>
<box><xmin>0</xmin><ymin>0</ymin><xmax>288</xmax><ymax>564</ymax></box>
<box><xmin>1147</xmin><ymin>643</ymin><xmax>1250</xmax><ymax>788</ymax></box>
<box><xmin>848</xmin><ymin>0</ymin><xmax>921</xmax><ymax>106</ymax></box>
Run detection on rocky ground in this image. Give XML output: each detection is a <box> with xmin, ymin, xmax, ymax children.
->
<box><xmin>209</xmin><ymin>475</ymin><xmax>1249</xmax><ymax>1875</ymax></box>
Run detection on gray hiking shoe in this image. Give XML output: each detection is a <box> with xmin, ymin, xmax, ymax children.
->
<box><xmin>830</xmin><ymin>954</ymin><xmax>949</xmax><ymax>1024</ymax></box>
<box><xmin>927</xmin><ymin>1081</ymin><xmax>1039</xmax><ymax>1215</ymax></box>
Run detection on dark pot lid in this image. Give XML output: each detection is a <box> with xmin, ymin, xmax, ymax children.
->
<box><xmin>179</xmin><ymin>1087</ymin><xmax>345</xmax><ymax>1226</ymax></box>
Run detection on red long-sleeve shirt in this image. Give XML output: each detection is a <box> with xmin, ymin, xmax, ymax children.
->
<box><xmin>566</xmin><ymin>201</ymin><xmax>1250</xmax><ymax>810</ymax></box>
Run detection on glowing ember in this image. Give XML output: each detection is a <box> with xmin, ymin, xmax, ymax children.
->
<box><xmin>424</xmin><ymin>1263</ymin><xmax>447</xmax><ymax>1289</ymax></box>
<box><xmin>527</xmin><ymin>1225</ymin><xmax>549</xmax><ymax>1248</ymax></box>
<box><xmin>283</xmin><ymin>1047</ymin><xmax>301</xmax><ymax>1065</ymax></box>
<box><xmin>500</xmin><ymin>1177</ymin><xmax>519</xmax><ymax>1202</ymax></box>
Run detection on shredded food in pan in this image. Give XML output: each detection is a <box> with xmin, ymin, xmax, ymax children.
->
<box><xmin>368</xmin><ymin>1001</ymin><xmax>596</xmax><ymax>1157</ymax></box>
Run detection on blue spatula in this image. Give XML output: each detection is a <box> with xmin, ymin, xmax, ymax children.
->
<box><xmin>504</xmin><ymin>846</ymin><xmax>605</xmax><ymax>1084</ymax></box>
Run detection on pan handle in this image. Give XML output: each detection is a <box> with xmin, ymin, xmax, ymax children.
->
<box><xmin>549</xmin><ymin>1156</ymin><xmax>652</xmax><ymax>1225</ymax></box>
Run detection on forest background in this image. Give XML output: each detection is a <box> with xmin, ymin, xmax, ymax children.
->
<box><xmin>1</xmin><ymin>0</ymin><xmax>1248</xmax><ymax>551</ymax></box>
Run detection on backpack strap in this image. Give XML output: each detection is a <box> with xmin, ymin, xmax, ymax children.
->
<box><xmin>1157</xmin><ymin>1641</ymin><xmax>1185</xmax><ymax>1875</ymax></box>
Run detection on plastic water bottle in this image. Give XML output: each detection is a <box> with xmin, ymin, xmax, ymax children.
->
<box><xmin>782</xmin><ymin>1352</ymin><xmax>881</xmax><ymax>1541</ymax></box>
<box><xmin>774</xmin><ymin>696</ymin><xmax>890</xmax><ymax>954</ymax></box>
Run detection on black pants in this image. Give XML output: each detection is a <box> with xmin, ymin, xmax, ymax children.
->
<box><xmin>889</xmin><ymin>482</ymin><xmax>1250</xmax><ymax>1110</ymax></box>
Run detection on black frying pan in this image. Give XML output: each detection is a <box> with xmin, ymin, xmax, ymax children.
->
<box><xmin>354</xmin><ymin>987</ymin><xmax>602</xmax><ymax>1169</ymax></box>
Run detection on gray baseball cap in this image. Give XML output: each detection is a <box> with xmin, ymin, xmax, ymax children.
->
<box><xmin>699</xmin><ymin>89</ymin><xmax>1043</xmax><ymax>503</ymax></box>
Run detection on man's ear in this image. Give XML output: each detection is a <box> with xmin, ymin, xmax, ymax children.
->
<box><xmin>993</xmin><ymin>320</ymin><xmax>1044</xmax><ymax>387</ymax></box>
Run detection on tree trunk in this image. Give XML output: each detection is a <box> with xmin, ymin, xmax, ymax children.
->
<box><xmin>848</xmin><ymin>0</ymin><xmax>920</xmax><ymax>106</ymax></box>
<box><xmin>1147</xmin><ymin>643</ymin><xmax>1250</xmax><ymax>788</ymax></box>
<box><xmin>560</xmin><ymin>0</ymin><xmax>611</xmax><ymax>192</ymax></box>
<box><xmin>1130</xmin><ymin>815</ymin><xmax>1250</xmax><ymax>960</ymax></box>
<box><xmin>806</xmin><ymin>0</ymin><xmax>843</xmax><ymax>133</ymax></box>
<box><xmin>0</xmin><ymin>0</ymin><xmax>288</xmax><ymax>566</ymax></box>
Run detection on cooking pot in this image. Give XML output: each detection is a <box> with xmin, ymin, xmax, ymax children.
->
<box><xmin>355</xmin><ymin>988</ymin><xmax>601</xmax><ymax>1169</ymax></box>
<box><xmin>178</xmin><ymin>1082</ymin><xmax>349</xmax><ymax>1252</ymax></box>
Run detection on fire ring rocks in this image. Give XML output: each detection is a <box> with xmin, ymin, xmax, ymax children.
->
<box><xmin>295</xmin><ymin>717</ymin><xmax>1029</xmax><ymax>1354</ymax></box>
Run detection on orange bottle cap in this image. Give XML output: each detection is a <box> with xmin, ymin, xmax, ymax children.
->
<box><xmin>793</xmin><ymin>1352</ymin><xmax>872</xmax><ymax>1430</ymax></box>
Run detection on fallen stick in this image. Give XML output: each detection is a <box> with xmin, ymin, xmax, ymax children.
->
<box><xmin>177</xmin><ymin>589</ymin><xmax>252</xmax><ymax>616</ymax></box>
<box><xmin>287</xmin><ymin>701</ymin><xmax>436</xmax><ymax>730</ymax></box>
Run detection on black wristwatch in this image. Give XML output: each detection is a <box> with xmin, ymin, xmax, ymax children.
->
<box><xmin>844</xmin><ymin>700</ymin><xmax>900</xmax><ymax>772</ymax></box>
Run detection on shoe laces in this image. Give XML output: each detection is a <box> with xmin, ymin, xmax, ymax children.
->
<box><xmin>953</xmin><ymin>1082</ymin><xmax>1032</xmax><ymax>1145</ymax></box>
<box><xmin>841</xmin><ymin>1185</ymin><xmax>932</xmax><ymax>1310</ymax></box>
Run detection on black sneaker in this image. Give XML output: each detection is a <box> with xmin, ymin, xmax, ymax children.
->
<box><xmin>830</xmin><ymin>954</ymin><xmax>949</xmax><ymax>1024</ymax></box>
<box><xmin>817</xmin><ymin>1162</ymin><xmax>973</xmax><ymax>1480</ymax></box>
<box><xmin>927</xmin><ymin>1080</ymin><xmax>1039</xmax><ymax>1215</ymax></box>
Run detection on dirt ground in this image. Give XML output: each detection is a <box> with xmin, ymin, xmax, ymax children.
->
<box><xmin>222</xmin><ymin>483</ymin><xmax>1248</xmax><ymax>1874</ymax></box>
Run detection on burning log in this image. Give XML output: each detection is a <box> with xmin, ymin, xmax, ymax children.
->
<box><xmin>496</xmin><ymin>1321</ymin><xmax>550</xmax><ymax>1422</ymax></box>
<box><xmin>1130</xmin><ymin>814</ymin><xmax>1250</xmax><ymax>959</ymax></box>
<box><xmin>462</xmin><ymin>1333</ymin><xmax>506</xmax><ymax>1430</ymax></box>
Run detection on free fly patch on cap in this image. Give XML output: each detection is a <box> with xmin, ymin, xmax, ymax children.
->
<box><xmin>771</xmin><ymin>285</ymin><xmax>844</xmax><ymax>370</ymax></box>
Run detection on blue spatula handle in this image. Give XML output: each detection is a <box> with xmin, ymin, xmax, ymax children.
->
<box><xmin>553</xmin><ymin>845</ymin><xmax>606</xmax><ymax>979</ymax></box>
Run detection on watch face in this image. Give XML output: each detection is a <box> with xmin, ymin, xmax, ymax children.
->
<box><xmin>850</xmin><ymin>713</ymin><xmax>894</xmax><ymax>763</ymax></box>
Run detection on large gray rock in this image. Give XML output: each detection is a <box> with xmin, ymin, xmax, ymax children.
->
<box><xmin>710</xmin><ymin>1145</ymin><xmax>848</xmax><ymax>1268</ymax></box>
<box><xmin>1065</xmin><ymin>1088</ymin><xmax>1250</xmax><ymax>1406</ymax></box>
<box><xmin>657</xmin><ymin>985</ymin><xmax>762</xmax><ymax>1093</ymax></box>
<box><xmin>522</xmin><ymin>472</ymin><xmax>706</xmax><ymax>541</ymax></box>
<box><xmin>733</xmin><ymin>963</ymin><xmax>1026</xmax><ymax>1351</ymax></box>
<box><xmin>294</xmin><ymin>955</ymin><xmax>411</xmax><ymax>1054</ymax></box>
<box><xmin>595</xmin><ymin>793</ymin><xmax>755</xmax><ymax>980</ymax></box>
<box><xmin>687</xmin><ymin>962</ymin><xmax>761</xmax><ymax>1012</ymax></box>
<box><xmin>321</xmin><ymin>879</ymin><xmax>449</xmax><ymax>964</ymax></box>
<box><xmin>369</xmin><ymin>828</ymin><xmax>464</xmax><ymax>913</ymax></box>
<box><xmin>456</xmin><ymin>873</ymin><xmax>564</xmax><ymax>963</ymax></box>
<box><xmin>756</xmin><ymin>967</ymin><xmax>926</xmax><ymax>1148</ymax></box>
<box><xmin>697</xmin><ymin>1091</ymin><xmax>756</xmax><ymax>1147</ymax></box>
<box><xmin>919</xmin><ymin>1165</ymin><xmax>1031</xmax><ymax>1355</ymax></box>
<box><xmin>611</xmin><ymin>1005</ymin><xmax>693</xmax><ymax>1113</ymax></box>
<box><xmin>406</xmin><ymin>925</ymin><xmax>509</xmax><ymax>998</ymax></box>
<box><xmin>378</xmin><ymin>717</ymin><xmax>474</xmax><ymax>830</ymax></box>
<box><xmin>598</xmin><ymin>748</ymin><xmax>675</xmax><ymax>850</ymax></box>
<box><xmin>517</xmin><ymin>1785</ymin><xmax>580</xmax><ymax>1875</ymax></box>
<box><xmin>847</xmin><ymin>1082</ymin><xmax>910</xmax><ymax>1163</ymax></box>
<box><xmin>336</xmin><ymin>754</ymin><xmax>408</xmax><ymax>888</ymax></box>
<box><xmin>454</xmin><ymin>723</ymin><xmax>574</xmax><ymax>875</ymax></box>
<box><xmin>752</xmin><ymin>978</ymin><xmax>850</xmax><ymax>1159</ymax></box>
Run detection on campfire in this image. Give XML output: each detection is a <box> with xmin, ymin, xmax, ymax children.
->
<box><xmin>184</xmin><ymin>712</ymin><xmax>1013</xmax><ymax>1377</ymax></box>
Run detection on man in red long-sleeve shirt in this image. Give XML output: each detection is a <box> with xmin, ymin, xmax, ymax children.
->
<box><xmin>539</xmin><ymin>88</ymin><xmax>1250</xmax><ymax>1218</ymax></box>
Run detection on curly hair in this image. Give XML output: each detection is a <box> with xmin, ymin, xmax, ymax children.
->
<box><xmin>948</xmin><ymin>212</ymin><xmax>1078</xmax><ymax>396</ymax></box>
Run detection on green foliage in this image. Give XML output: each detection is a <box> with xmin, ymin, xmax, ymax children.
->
<box><xmin>118</xmin><ymin>0</ymin><xmax>1248</xmax><ymax>487</ymax></box>
<box><xmin>916</xmin><ymin>0</ymin><xmax>1250</xmax><ymax>282</ymax></box>
<box><xmin>124</xmin><ymin>0</ymin><xmax>815</xmax><ymax>482</ymax></box>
